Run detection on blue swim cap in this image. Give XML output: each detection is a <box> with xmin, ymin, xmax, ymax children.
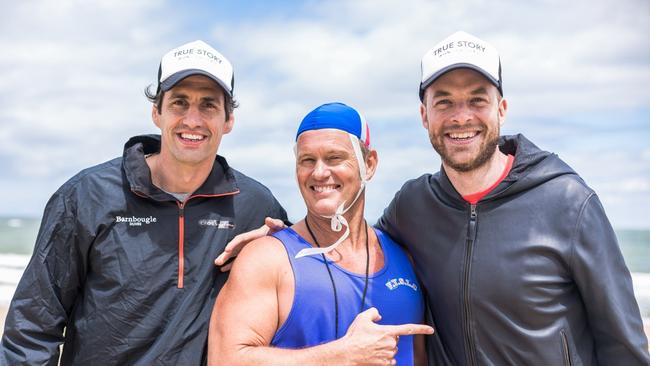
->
<box><xmin>295</xmin><ymin>102</ymin><xmax>370</xmax><ymax>148</ymax></box>
<box><xmin>293</xmin><ymin>102</ymin><xmax>374</xmax><ymax>259</ymax></box>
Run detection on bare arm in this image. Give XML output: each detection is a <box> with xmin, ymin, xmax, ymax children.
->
<box><xmin>209</xmin><ymin>236</ymin><xmax>348</xmax><ymax>365</ymax></box>
<box><xmin>208</xmin><ymin>236</ymin><xmax>434</xmax><ymax>366</ymax></box>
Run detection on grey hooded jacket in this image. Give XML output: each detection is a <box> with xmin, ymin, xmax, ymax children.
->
<box><xmin>377</xmin><ymin>134</ymin><xmax>649</xmax><ymax>365</ymax></box>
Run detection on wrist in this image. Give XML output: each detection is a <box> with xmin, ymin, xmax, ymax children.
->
<box><xmin>327</xmin><ymin>336</ymin><xmax>355</xmax><ymax>366</ymax></box>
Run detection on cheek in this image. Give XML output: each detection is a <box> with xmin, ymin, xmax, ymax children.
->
<box><xmin>295</xmin><ymin>168</ymin><xmax>310</xmax><ymax>185</ymax></box>
<box><xmin>484</xmin><ymin>110</ymin><xmax>501</xmax><ymax>127</ymax></box>
<box><xmin>425</xmin><ymin>116</ymin><xmax>443</xmax><ymax>135</ymax></box>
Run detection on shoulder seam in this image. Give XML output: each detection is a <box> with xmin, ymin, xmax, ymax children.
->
<box><xmin>569</xmin><ymin>191</ymin><xmax>596</xmax><ymax>272</ymax></box>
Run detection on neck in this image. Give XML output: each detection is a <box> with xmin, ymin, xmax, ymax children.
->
<box><xmin>302</xmin><ymin>197</ymin><xmax>368</xmax><ymax>252</ymax></box>
<box><xmin>146</xmin><ymin>153</ymin><xmax>214</xmax><ymax>194</ymax></box>
<box><xmin>444</xmin><ymin>147</ymin><xmax>509</xmax><ymax>196</ymax></box>
<box><xmin>297</xmin><ymin>196</ymin><xmax>384</xmax><ymax>273</ymax></box>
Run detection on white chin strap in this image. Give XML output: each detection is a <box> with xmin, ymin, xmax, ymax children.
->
<box><xmin>295</xmin><ymin>134</ymin><xmax>367</xmax><ymax>259</ymax></box>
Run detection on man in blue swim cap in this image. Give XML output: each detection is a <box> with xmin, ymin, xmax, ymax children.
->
<box><xmin>208</xmin><ymin>103</ymin><xmax>432</xmax><ymax>366</ymax></box>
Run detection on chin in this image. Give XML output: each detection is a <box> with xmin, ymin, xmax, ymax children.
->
<box><xmin>177</xmin><ymin>151</ymin><xmax>214</xmax><ymax>164</ymax></box>
<box><xmin>307</xmin><ymin>200</ymin><xmax>341</xmax><ymax>217</ymax></box>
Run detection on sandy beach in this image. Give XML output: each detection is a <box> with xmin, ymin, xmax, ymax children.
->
<box><xmin>1</xmin><ymin>305</ymin><xmax>6</xmax><ymax>335</ymax></box>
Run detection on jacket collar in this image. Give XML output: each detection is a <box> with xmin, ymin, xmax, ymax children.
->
<box><xmin>436</xmin><ymin>134</ymin><xmax>556</xmax><ymax>206</ymax></box>
<box><xmin>122</xmin><ymin>134</ymin><xmax>240</xmax><ymax>201</ymax></box>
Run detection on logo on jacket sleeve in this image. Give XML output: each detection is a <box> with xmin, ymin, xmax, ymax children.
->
<box><xmin>385</xmin><ymin>277</ymin><xmax>418</xmax><ymax>291</ymax></box>
<box><xmin>115</xmin><ymin>215</ymin><xmax>157</xmax><ymax>226</ymax></box>
<box><xmin>198</xmin><ymin>219</ymin><xmax>235</xmax><ymax>229</ymax></box>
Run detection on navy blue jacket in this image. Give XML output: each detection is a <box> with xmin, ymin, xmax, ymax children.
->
<box><xmin>1</xmin><ymin>135</ymin><xmax>287</xmax><ymax>365</ymax></box>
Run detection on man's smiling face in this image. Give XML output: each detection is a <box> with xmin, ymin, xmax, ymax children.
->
<box><xmin>420</xmin><ymin>68</ymin><xmax>507</xmax><ymax>173</ymax></box>
<box><xmin>153</xmin><ymin>75</ymin><xmax>234</xmax><ymax>168</ymax></box>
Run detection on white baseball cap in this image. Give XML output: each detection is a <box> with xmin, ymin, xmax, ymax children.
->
<box><xmin>157</xmin><ymin>40</ymin><xmax>234</xmax><ymax>96</ymax></box>
<box><xmin>419</xmin><ymin>31</ymin><xmax>502</xmax><ymax>101</ymax></box>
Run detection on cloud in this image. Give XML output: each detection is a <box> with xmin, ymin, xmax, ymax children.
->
<box><xmin>209</xmin><ymin>0</ymin><xmax>649</xmax><ymax>227</ymax></box>
<box><xmin>214</xmin><ymin>0</ymin><xmax>650</xmax><ymax>121</ymax></box>
<box><xmin>0</xmin><ymin>0</ymin><xmax>648</xmax><ymax>229</ymax></box>
<box><xmin>0</xmin><ymin>0</ymin><xmax>172</xmax><ymax>213</ymax></box>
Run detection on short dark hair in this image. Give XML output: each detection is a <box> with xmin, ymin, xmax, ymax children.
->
<box><xmin>144</xmin><ymin>83</ymin><xmax>238</xmax><ymax>120</ymax></box>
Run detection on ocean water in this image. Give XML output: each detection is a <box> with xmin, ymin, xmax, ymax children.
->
<box><xmin>1</xmin><ymin>217</ymin><xmax>649</xmax><ymax>321</ymax></box>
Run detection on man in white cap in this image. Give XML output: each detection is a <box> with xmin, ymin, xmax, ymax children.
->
<box><xmin>208</xmin><ymin>103</ymin><xmax>432</xmax><ymax>366</ymax></box>
<box><xmin>376</xmin><ymin>31</ymin><xmax>649</xmax><ymax>365</ymax></box>
<box><xmin>1</xmin><ymin>40</ymin><xmax>287</xmax><ymax>365</ymax></box>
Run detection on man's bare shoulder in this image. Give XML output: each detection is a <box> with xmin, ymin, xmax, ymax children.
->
<box><xmin>230</xmin><ymin>234</ymin><xmax>288</xmax><ymax>276</ymax></box>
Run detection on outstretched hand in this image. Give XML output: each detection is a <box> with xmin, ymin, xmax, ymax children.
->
<box><xmin>342</xmin><ymin>307</ymin><xmax>434</xmax><ymax>366</ymax></box>
<box><xmin>214</xmin><ymin>217</ymin><xmax>286</xmax><ymax>271</ymax></box>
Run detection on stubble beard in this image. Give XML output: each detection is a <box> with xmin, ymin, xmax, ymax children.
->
<box><xmin>429</xmin><ymin>125</ymin><xmax>500</xmax><ymax>173</ymax></box>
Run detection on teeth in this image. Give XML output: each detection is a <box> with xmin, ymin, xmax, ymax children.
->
<box><xmin>449</xmin><ymin>131</ymin><xmax>477</xmax><ymax>139</ymax></box>
<box><xmin>313</xmin><ymin>185</ymin><xmax>338</xmax><ymax>193</ymax></box>
<box><xmin>180</xmin><ymin>133</ymin><xmax>204</xmax><ymax>141</ymax></box>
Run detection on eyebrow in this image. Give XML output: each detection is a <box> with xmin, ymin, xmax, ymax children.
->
<box><xmin>432</xmin><ymin>87</ymin><xmax>489</xmax><ymax>98</ymax></box>
<box><xmin>168</xmin><ymin>92</ymin><xmax>189</xmax><ymax>99</ymax></box>
<box><xmin>167</xmin><ymin>92</ymin><xmax>220</xmax><ymax>104</ymax></box>
<box><xmin>470</xmin><ymin>87</ymin><xmax>489</xmax><ymax>95</ymax></box>
<box><xmin>297</xmin><ymin>147</ymin><xmax>350</xmax><ymax>158</ymax></box>
<box><xmin>432</xmin><ymin>90</ymin><xmax>452</xmax><ymax>98</ymax></box>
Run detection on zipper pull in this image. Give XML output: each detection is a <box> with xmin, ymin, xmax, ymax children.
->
<box><xmin>470</xmin><ymin>204</ymin><xmax>477</xmax><ymax>219</ymax></box>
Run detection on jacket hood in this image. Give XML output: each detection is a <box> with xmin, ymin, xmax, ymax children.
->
<box><xmin>436</xmin><ymin>134</ymin><xmax>578</xmax><ymax>205</ymax></box>
<box><xmin>122</xmin><ymin>134</ymin><xmax>240</xmax><ymax>200</ymax></box>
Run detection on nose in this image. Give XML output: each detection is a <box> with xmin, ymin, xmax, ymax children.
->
<box><xmin>450</xmin><ymin>102</ymin><xmax>473</xmax><ymax>124</ymax></box>
<box><xmin>182</xmin><ymin>105</ymin><xmax>203</xmax><ymax>128</ymax></box>
<box><xmin>312</xmin><ymin>159</ymin><xmax>331</xmax><ymax>180</ymax></box>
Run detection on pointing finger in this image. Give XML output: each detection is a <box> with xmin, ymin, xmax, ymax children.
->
<box><xmin>382</xmin><ymin>323</ymin><xmax>434</xmax><ymax>336</ymax></box>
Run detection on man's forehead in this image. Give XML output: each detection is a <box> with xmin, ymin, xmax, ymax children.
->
<box><xmin>296</xmin><ymin>129</ymin><xmax>353</xmax><ymax>150</ymax></box>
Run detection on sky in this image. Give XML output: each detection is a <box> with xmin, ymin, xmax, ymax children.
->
<box><xmin>0</xmin><ymin>0</ymin><xmax>648</xmax><ymax>228</ymax></box>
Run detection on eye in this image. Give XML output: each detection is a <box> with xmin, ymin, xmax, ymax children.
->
<box><xmin>171</xmin><ymin>99</ymin><xmax>188</xmax><ymax>107</ymax></box>
<box><xmin>434</xmin><ymin>99</ymin><xmax>452</xmax><ymax>107</ymax></box>
<box><xmin>203</xmin><ymin>101</ymin><xmax>218</xmax><ymax>109</ymax></box>
<box><xmin>299</xmin><ymin>157</ymin><xmax>315</xmax><ymax>165</ymax></box>
<box><xmin>470</xmin><ymin>97</ymin><xmax>488</xmax><ymax>106</ymax></box>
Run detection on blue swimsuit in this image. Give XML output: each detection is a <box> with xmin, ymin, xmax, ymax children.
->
<box><xmin>270</xmin><ymin>227</ymin><xmax>424</xmax><ymax>365</ymax></box>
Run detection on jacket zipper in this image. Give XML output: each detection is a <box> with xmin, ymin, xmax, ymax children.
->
<box><xmin>132</xmin><ymin>188</ymin><xmax>240</xmax><ymax>289</ymax></box>
<box><xmin>174</xmin><ymin>190</ymin><xmax>240</xmax><ymax>289</ymax></box>
<box><xmin>560</xmin><ymin>330</ymin><xmax>572</xmax><ymax>366</ymax></box>
<box><xmin>177</xmin><ymin>202</ymin><xmax>185</xmax><ymax>288</ymax></box>
<box><xmin>463</xmin><ymin>203</ymin><xmax>478</xmax><ymax>366</ymax></box>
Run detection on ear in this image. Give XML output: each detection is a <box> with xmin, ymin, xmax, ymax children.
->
<box><xmin>151</xmin><ymin>105</ymin><xmax>161</xmax><ymax>128</ymax></box>
<box><xmin>223</xmin><ymin>111</ymin><xmax>235</xmax><ymax>134</ymax></box>
<box><xmin>420</xmin><ymin>102</ymin><xmax>429</xmax><ymax>130</ymax></box>
<box><xmin>364</xmin><ymin>149</ymin><xmax>379</xmax><ymax>181</ymax></box>
<box><xmin>497</xmin><ymin>97</ymin><xmax>508</xmax><ymax>126</ymax></box>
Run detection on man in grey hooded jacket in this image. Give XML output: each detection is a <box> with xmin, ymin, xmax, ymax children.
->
<box><xmin>376</xmin><ymin>31</ymin><xmax>649</xmax><ymax>365</ymax></box>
